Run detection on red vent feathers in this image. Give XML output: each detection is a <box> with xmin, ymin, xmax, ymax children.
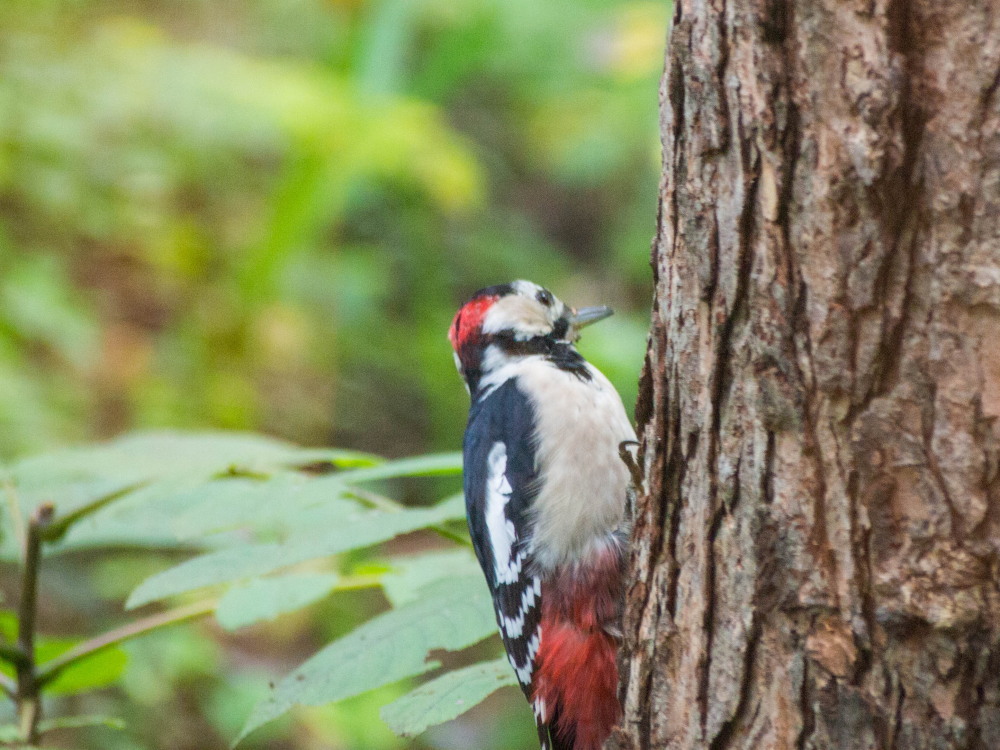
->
<box><xmin>534</xmin><ymin>622</ymin><xmax>619</xmax><ymax>750</ymax></box>
<box><xmin>533</xmin><ymin>549</ymin><xmax>623</xmax><ymax>750</ymax></box>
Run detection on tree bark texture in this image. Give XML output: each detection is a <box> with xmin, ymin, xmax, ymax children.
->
<box><xmin>614</xmin><ymin>1</ymin><xmax>1000</xmax><ymax>749</ymax></box>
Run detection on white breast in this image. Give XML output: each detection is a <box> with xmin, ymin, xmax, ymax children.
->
<box><xmin>507</xmin><ymin>358</ymin><xmax>636</xmax><ymax>570</ymax></box>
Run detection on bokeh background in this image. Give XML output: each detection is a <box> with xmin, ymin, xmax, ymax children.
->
<box><xmin>0</xmin><ymin>0</ymin><xmax>666</xmax><ymax>747</ymax></box>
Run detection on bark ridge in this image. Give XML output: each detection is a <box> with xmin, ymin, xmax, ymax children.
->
<box><xmin>614</xmin><ymin>1</ymin><xmax>1000</xmax><ymax>748</ymax></box>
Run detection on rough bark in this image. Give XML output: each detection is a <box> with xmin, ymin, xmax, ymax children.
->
<box><xmin>613</xmin><ymin>1</ymin><xmax>1000</xmax><ymax>749</ymax></box>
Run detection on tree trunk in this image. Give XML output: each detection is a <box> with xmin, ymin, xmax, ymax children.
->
<box><xmin>614</xmin><ymin>1</ymin><xmax>1000</xmax><ymax>749</ymax></box>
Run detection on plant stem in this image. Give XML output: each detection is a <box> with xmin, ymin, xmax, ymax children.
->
<box><xmin>15</xmin><ymin>503</ymin><xmax>54</xmax><ymax>744</ymax></box>
<box><xmin>36</xmin><ymin>600</ymin><xmax>216</xmax><ymax>688</ymax></box>
<box><xmin>39</xmin><ymin>481</ymin><xmax>146</xmax><ymax>544</ymax></box>
<box><xmin>3</xmin><ymin>480</ymin><xmax>26</xmax><ymax>559</ymax></box>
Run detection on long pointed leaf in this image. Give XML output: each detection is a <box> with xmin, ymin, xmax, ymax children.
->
<box><xmin>380</xmin><ymin>658</ymin><xmax>517</xmax><ymax>737</ymax></box>
<box><xmin>127</xmin><ymin>495</ymin><xmax>465</xmax><ymax>608</ymax></box>
<box><xmin>380</xmin><ymin>550</ymin><xmax>480</xmax><ymax>607</ymax></box>
<box><xmin>236</xmin><ymin>575</ymin><xmax>495</xmax><ymax>744</ymax></box>
<box><xmin>331</xmin><ymin>453</ymin><xmax>462</xmax><ymax>483</ymax></box>
<box><xmin>215</xmin><ymin>573</ymin><xmax>340</xmax><ymax>631</ymax></box>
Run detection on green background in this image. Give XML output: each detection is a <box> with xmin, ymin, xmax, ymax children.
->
<box><xmin>0</xmin><ymin>0</ymin><xmax>666</xmax><ymax>746</ymax></box>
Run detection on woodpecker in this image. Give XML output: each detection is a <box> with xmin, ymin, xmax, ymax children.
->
<box><xmin>449</xmin><ymin>280</ymin><xmax>635</xmax><ymax>750</ymax></box>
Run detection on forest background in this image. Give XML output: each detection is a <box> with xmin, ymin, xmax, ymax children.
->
<box><xmin>0</xmin><ymin>0</ymin><xmax>666</xmax><ymax>748</ymax></box>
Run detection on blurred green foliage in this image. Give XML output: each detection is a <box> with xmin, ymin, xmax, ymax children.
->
<box><xmin>1</xmin><ymin>432</ymin><xmax>502</xmax><ymax>747</ymax></box>
<box><xmin>0</xmin><ymin>0</ymin><xmax>666</xmax><ymax>747</ymax></box>
<box><xmin>0</xmin><ymin>0</ymin><xmax>662</xmax><ymax>461</ymax></box>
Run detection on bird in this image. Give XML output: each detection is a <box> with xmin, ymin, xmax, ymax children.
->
<box><xmin>448</xmin><ymin>280</ymin><xmax>635</xmax><ymax>750</ymax></box>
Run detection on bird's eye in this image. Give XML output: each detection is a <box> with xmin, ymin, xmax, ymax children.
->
<box><xmin>536</xmin><ymin>289</ymin><xmax>554</xmax><ymax>307</ymax></box>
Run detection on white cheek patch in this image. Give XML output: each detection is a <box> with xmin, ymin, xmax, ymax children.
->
<box><xmin>482</xmin><ymin>295</ymin><xmax>552</xmax><ymax>338</ymax></box>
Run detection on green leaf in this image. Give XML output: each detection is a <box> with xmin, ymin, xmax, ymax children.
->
<box><xmin>10</xmin><ymin>432</ymin><xmax>297</xmax><ymax>491</ymax></box>
<box><xmin>332</xmin><ymin>452</ymin><xmax>462</xmax><ymax>483</ymax></box>
<box><xmin>8</xmin><ymin>431</ymin><xmax>376</xmax><ymax>516</ymax></box>
<box><xmin>41</xmin><ymin>644</ymin><xmax>128</xmax><ymax>696</ymax></box>
<box><xmin>1</xmin><ymin>255</ymin><xmax>100</xmax><ymax>372</ymax></box>
<box><xmin>0</xmin><ymin>724</ymin><xmax>21</xmax><ymax>742</ymax></box>
<box><xmin>0</xmin><ymin>610</ymin><xmax>18</xmax><ymax>641</ymax></box>
<box><xmin>50</xmin><ymin>479</ymin><xmax>231</xmax><ymax>552</ymax></box>
<box><xmin>3</xmin><ymin>433</ymin><xmax>305</xmax><ymax>547</ymax></box>
<box><xmin>40</xmin><ymin>481</ymin><xmax>148</xmax><ymax>543</ymax></box>
<box><xmin>356</xmin><ymin>0</ymin><xmax>414</xmax><ymax>96</ymax></box>
<box><xmin>127</xmin><ymin>495</ymin><xmax>465</xmax><ymax>608</ymax></box>
<box><xmin>127</xmin><ymin>544</ymin><xmax>300</xmax><ymax>610</ymax></box>
<box><xmin>380</xmin><ymin>658</ymin><xmax>517</xmax><ymax>737</ymax></box>
<box><xmin>236</xmin><ymin>575</ymin><xmax>495</xmax><ymax>744</ymax></box>
<box><xmin>215</xmin><ymin>573</ymin><xmax>339</xmax><ymax>631</ymax></box>
<box><xmin>38</xmin><ymin>715</ymin><xmax>126</xmax><ymax>734</ymax></box>
<box><xmin>380</xmin><ymin>550</ymin><xmax>480</xmax><ymax>607</ymax></box>
<box><xmin>165</xmin><ymin>475</ymin><xmax>354</xmax><ymax>539</ymax></box>
<box><xmin>0</xmin><ymin>638</ymin><xmax>128</xmax><ymax>696</ymax></box>
<box><xmin>61</xmin><ymin>477</ymin><xmax>342</xmax><ymax>551</ymax></box>
<box><xmin>289</xmin><ymin>449</ymin><xmax>382</xmax><ymax>469</ymax></box>
<box><xmin>2</xmin><ymin>438</ymin><xmax>453</xmax><ymax>556</ymax></box>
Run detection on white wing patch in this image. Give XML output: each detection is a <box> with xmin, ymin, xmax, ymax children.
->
<box><xmin>485</xmin><ymin>441</ymin><xmax>527</xmax><ymax>586</ymax></box>
<box><xmin>481</xmin><ymin>437</ymin><xmax>544</xmax><ymax>700</ymax></box>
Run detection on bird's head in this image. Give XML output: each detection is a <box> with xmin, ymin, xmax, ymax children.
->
<box><xmin>448</xmin><ymin>280</ymin><xmax>613</xmax><ymax>392</ymax></box>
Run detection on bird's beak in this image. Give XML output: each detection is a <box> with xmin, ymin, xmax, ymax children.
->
<box><xmin>568</xmin><ymin>305</ymin><xmax>614</xmax><ymax>329</ymax></box>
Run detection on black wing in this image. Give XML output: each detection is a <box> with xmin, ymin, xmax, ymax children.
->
<box><xmin>463</xmin><ymin>379</ymin><xmax>551</xmax><ymax>743</ymax></box>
